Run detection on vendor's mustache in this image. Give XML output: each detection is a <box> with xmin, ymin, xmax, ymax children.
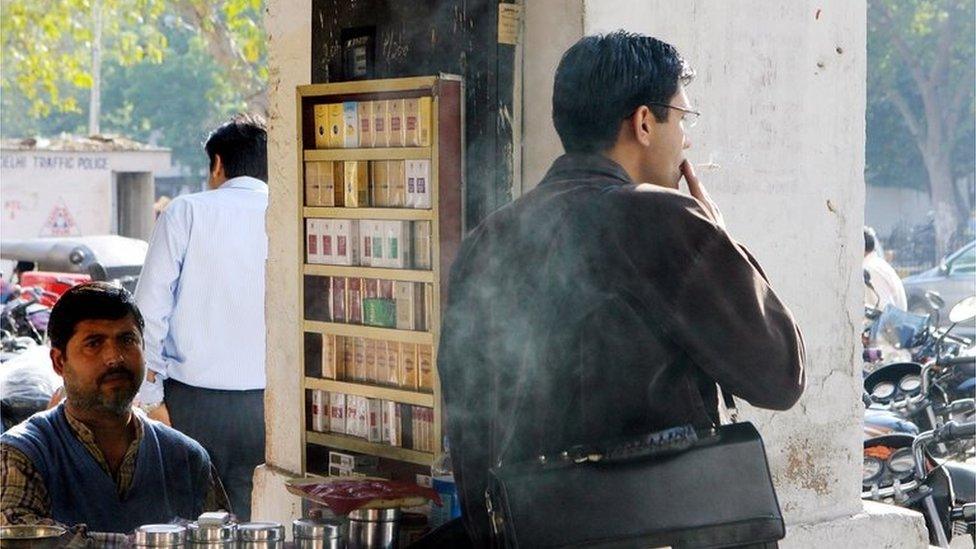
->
<box><xmin>98</xmin><ymin>367</ymin><xmax>134</xmax><ymax>385</ymax></box>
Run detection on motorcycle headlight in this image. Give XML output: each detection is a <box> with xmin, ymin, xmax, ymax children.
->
<box><xmin>871</xmin><ymin>381</ymin><xmax>896</xmax><ymax>402</ymax></box>
<box><xmin>898</xmin><ymin>375</ymin><xmax>921</xmax><ymax>394</ymax></box>
<box><xmin>863</xmin><ymin>456</ymin><xmax>884</xmax><ymax>485</ymax></box>
<box><xmin>887</xmin><ymin>448</ymin><xmax>915</xmax><ymax>480</ymax></box>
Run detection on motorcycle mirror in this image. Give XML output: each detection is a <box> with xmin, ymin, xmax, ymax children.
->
<box><xmin>924</xmin><ymin>290</ymin><xmax>945</xmax><ymax>311</ymax></box>
<box><xmin>948</xmin><ymin>296</ymin><xmax>976</xmax><ymax>324</ymax></box>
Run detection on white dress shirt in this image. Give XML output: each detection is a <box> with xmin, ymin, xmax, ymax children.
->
<box><xmin>863</xmin><ymin>252</ymin><xmax>908</xmax><ymax>311</ymax></box>
<box><xmin>135</xmin><ymin>176</ymin><xmax>268</xmax><ymax>404</ymax></box>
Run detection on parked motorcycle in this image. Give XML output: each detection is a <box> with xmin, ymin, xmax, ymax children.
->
<box><xmin>863</xmin><ymin>421</ymin><xmax>976</xmax><ymax>547</ymax></box>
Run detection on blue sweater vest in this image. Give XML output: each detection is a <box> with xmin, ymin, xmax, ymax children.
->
<box><xmin>1</xmin><ymin>405</ymin><xmax>211</xmax><ymax>533</ymax></box>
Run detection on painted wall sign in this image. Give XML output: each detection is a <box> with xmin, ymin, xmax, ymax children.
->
<box><xmin>41</xmin><ymin>199</ymin><xmax>79</xmax><ymax>236</ymax></box>
<box><xmin>0</xmin><ymin>154</ymin><xmax>110</xmax><ymax>171</ymax></box>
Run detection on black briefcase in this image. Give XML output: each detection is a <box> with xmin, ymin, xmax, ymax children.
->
<box><xmin>485</xmin><ymin>422</ymin><xmax>785</xmax><ymax>548</ymax></box>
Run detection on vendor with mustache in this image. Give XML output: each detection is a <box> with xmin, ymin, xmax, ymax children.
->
<box><xmin>0</xmin><ymin>282</ymin><xmax>229</xmax><ymax>532</ymax></box>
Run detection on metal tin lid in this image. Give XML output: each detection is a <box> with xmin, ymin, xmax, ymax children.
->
<box><xmin>347</xmin><ymin>508</ymin><xmax>401</xmax><ymax>522</ymax></box>
<box><xmin>293</xmin><ymin>518</ymin><xmax>343</xmax><ymax>540</ymax></box>
<box><xmin>133</xmin><ymin>524</ymin><xmax>187</xmax><ymax>546</ymax></box>
<box><xmin>237</xmin><ymin>522</ymin><xmax>285</xmax><ymax>541</ymax></box>
<box><xmin>187</xmin><ymin>522</ymin><xmax>237</xmax><ymax>542</ymax></box>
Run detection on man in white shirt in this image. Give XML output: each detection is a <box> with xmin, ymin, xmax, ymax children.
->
<box><xmin>864</xmin><ymin>226</ymin><xmax>907</xmax><ymax>310</ymax></box>
<box><xmin>135</xmin><ymin>114</ymin><xmax>268</xmax><ymax>520</ymax></box>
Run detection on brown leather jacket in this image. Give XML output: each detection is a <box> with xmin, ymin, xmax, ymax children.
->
<box><xmin>437</xmin><ymin>153</ymin><xmax>806</xmax><ymax>545</ymax></box>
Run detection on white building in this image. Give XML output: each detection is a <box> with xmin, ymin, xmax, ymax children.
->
<box><xmin>0</xmin><ymin>135</ymin><xmax>171</xmax><ymax>243</ymax></box>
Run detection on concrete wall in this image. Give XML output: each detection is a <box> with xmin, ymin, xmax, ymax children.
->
<box><xmin>521</xmin><ymin>0</ymin><xmax>924</xmax><ymax>545</ymax></box>
<box><xmin>0</xmin><ymin>150</ymin><xmax>170</xmax><ymax>240</ymax></box>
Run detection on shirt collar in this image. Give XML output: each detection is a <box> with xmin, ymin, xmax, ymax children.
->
<box><xmin>219</xmin><ymin>176</ymin><xmax>268</xmax><ymax>192</ymax></box>
<box><xmin>541</xmin><ymin>153</ymin><xmax>634</xmax><ymax>186</ymax></box>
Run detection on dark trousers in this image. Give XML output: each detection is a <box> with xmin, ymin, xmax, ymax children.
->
<box><xmin>165</xmin><ymin>378</ymin><xmax>265</xmax><ymax>521</ymax></box>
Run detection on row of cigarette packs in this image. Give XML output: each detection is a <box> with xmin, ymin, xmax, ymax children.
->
<box><xmin>310</xmin><ymin>391</ymin><xmax>436</xmax><ymax>452</ymax></box>
<box><xmin>305</xmin><ymin>160</ymin><xmax>431</xmax><ymax>209</ymax></box>
<box><xmin>313</xmin><ymin>98</ymin><xmax>432</xmax><ymax>149</ymax></box>
<box><xmin>305</xmin><ymin>219</ymin><xmax>431</xmax><ymax>270</ymax></box>
<box><xmin>304</xmin><ymin>276</ymin><xmax>431</xmax><ymax>331</ymax></box>
<box><xmin>316</xmin><ymin>334</ymin><xmax>435</xmax><ymax>391</ymax></box>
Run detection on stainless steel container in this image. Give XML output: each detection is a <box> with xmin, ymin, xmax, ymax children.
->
<box><xmin>187</xmin><ymin>521</ymin><xmax>237</xmax><ymax>547</ymax></box>
<box><xmin>346</xmin><ymin>508</ymin><xmax>400</xmax><ymax>549</ymax></box>
<box><xmin>0</xmin><ymin>525</ymin><xmax>67</xmax><ymax>549</ymax></box>
<box><xmin>293</xmin><ymin>518</ymin><xmax>344</xmax><ymax>549</ymax></box>
<box><xmin>237</xmin><ymin>522</ymin><xmax>285</xmax><ymax>548</ymax></box>
<box><xmin>133</xmin><ymin>524</ymin><xmax>187</xmax><ymax>547</ymax></box>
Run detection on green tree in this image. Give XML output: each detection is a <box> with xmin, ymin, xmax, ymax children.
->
<box><xmin>1</xmin><ymin>0</ymin><xmax>266</xmax><ymax>137</ymax></box>
<box><xmin>867</xmin><ymin>0</ymin><xmax>976</xmax><ymax>256</ymax></box>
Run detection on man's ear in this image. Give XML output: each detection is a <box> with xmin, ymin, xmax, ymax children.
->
<box><xmin>51</xmin><ymin>347</ymin><xmax>65</xmax><ymax>377</ymax></box>
<box><xmin>631</xmin><ymin>105</ymin><xmax>654</xmax><ymax>147</ymax></box>
<box><xmin>211</xmin><ymin>154</ymin><xmax>224</xmax><ymax>178</ymax></box>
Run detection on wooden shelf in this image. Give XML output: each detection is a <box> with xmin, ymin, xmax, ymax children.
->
<box><xmin>303</xmin><ymin>207</ymin><xmax>433</xmax><ymax>221</ymax></box>
<box><xmin>305</xmin><ymin>377</ymin><xmax>434</xmax><ymax>407</ymax></box>
<box><xmin>304</xmin><ymin>147</ymin><xmax>431</xmax><ymax>162</ymax></box>
<box><xmin>304</xmin><ymin>264</ymin><xmax>434</xmax><ymax>283</ymax></box>
<box><xmin>303</xmin><ymin>321</ymin><xmax>433</xmax><ymax>345</ymax></box>
<box><xmin>306</xmin><ymin>431</ymin><xmax>433</xmax><ymax>466</ymax></box>
<box><xmin>298</xmin><ymin>76</ymin><xmax>444</xmax><ymax>97</ymax></box>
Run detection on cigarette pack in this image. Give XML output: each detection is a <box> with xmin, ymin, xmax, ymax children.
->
<box><xmin>329</xmin><ymin>392</ymin><xmax>346</xmax><ymax>434</ymax></box>
<box><xmin>385</xmin><ymin>220</ymin><xmax>411</xmax><ymax>269</ymax></box>
<box><xmin>321</xmin><ymin>219</ymin><xmax>334</xmax><ymax>264</ymax></box>
<box><xmin>370</xmin><ymin>160</ymin><xmax>390</xmax><ymax>207</ymax></box>
<box><xmin>357</xmin><ymin>220</ymin><xmax>371</xmax><ymax>268</ymax></box>
<box><xmin>342</xmin><ymin>102</ymin><xmax>359</xmax><ymax>148</ymax></box>
<box><xmin>404</xmin><ymin>97</ymin><xmax>432</xmax><ymax>147</ymax></box>
<box><xmin>388</xmin><ymin>160</ymin><xmax>406</xmax><ymax>208</ymax></box>
<box><xmin>303</xmin><ymin>275</ymin><xmax>330</xmax><ymax>322</ymax></box>
<box><xmin>364</xmin><ymin>338</ymin><xmax>377</xmax><ymax>383</ymax></box>
<box><xmin>363</xmin><ymin>298</ymin><xmax>395</xmax><ymax>328</ymax></box>
<box><xmin>327</xmin><ymin>103</ymin><xmax>345</xmax><ymax>148</ymax></box>
<box><xmin>346</xmin><ymin>277</ymin><xmax>363</xmax><ymax>324</ymax></box>
<box><xmin>374</xmin><ymin>340</ymin><xmax>389</xmax><ymax>387</ymax></box>
<box><xmin>342</xmin><ymin>337</ymin><xmax>356</xmax><ymax>380</ymax></box>
<box><xmin>399</xmin><ymin>342</ymin><xmax>419</xmax><ymax>390</ymax></box>
<box><xmin>412</xmin><ymin>406</ymin><xmax>422</xmax><ymax>451</ymax></box>
<box><xmin>321</xmin><ymin>334</ymin><xmax>343</xmax><ymax>379</ymax></box>
<box><xmin>412</xmin><ymin>222</ymin><xmax>432</xmax><ymax>270</ymax></box>
<box><xmin>329</xmin><ymin>464</ymin><xmax>353</xmax><ymax>477</ymax></box>
<box><xmin>344</xmin><ymin>395</ymin><xmax>360</xmax><ymax>438</ymax></box>
<box><xmin>406</xmin><ymin>160</ymin><xmax>432</xmax><ymax>209</ymax></box>
<box><xmin>330</xmin><ymin>276</ymin><xmax>347</xmax><ymax>323</ymax></box>
<box><xmin>331</xmin><ymin>162</ymin><xmax>345</xmax><ymax>206</ymax></box>
<box><xmin>372</xmin><ymin>100</ymin><xmax>389</xmax><ymax>148</ymax></box>
<box><xmin>386</xmin><ymin>342</ymin><xmax>401</xmax><ymax>386</ymax></box>
<box><xmin>422</xmin><ymin>283</ymin><xmax>432</xmax><ymax>331</ymax></box>
<box><xmin>388</xmin><ymin>98</ymin><xmax>405</xmax><ymax>147</ymax></box>
<box><xmin>312</xmin><ymin>390</ymin><xmax>328</xmax><ymax>432</ymax></box>
<box><xmin>394</xmin><ymin>281</ymin><xmax>419</xmax><ymax>331</ymax></box>
<box><xmin>353</xmin><ymin>337</ymin><xmax>367</xmax><ymax>382</ymax></box>
<box><xmin>303</xmin><ymin>161</ymin><xmax>325</xmax><ymax>206</ymax></box>
<box><xmin>343</xmin><ymin>161</ymin><xmax>370</xmax><ymax>208</ymax></box>
<box><xmin>366</xmin><ymin>220</ymin><xmax>386</xmax><ymax>268</ymax></box>
<box><xmin>418</xmin><ymin>344</ymin><xmax>434</xmax><ymax>392</ymax></box>
<box><xmin>400</xmin><ymin>404</ymin><xmax>413</xmax><ymax>450</ymax></box>
<box><xmin>356</xmin><ymin>396</ymin><xmax>370</xmax><ymax>439</ymax></box>
<box><xmin>367</xmin><ymin>398</ymin><xmax>383</xmax><ymax>443</ymax></box>
<box><xmin>357</xmin><ymin>101</ymin><xmax>373</xmax><ymax>147</ymax></box>
<box><xmin>332</xmin><ymin>218</ymin><xmax>359</xmax><ymax>266</ymax></box>
<box><xmin>329</xmin><ymin>451</ymin><xmax>379</xmax><ymax>470</ymax></box>
<box><xmin>305</xmin><ymin>219</ymin><xmax>322</xmax><ymax>264</ymax></box>
<box><xmin>382</xmin><ymin>400</ymin><xmax>398</xmax><ymax>445</ymax></box>
<box><xmin>313</xmin><ymin>104</ymin><xmax>331</xmax><ymax>149</ymax></box>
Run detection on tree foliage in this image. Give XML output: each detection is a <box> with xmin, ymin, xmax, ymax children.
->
<box><xmin>0</xmin><ymin>0</ymin><xmax>267</xmax><ymax>174</ymax></box>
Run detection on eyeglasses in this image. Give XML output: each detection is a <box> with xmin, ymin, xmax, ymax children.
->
<box><xmin>646</xmin><ymin>102</ymin><xmax>701</xmax><ymax>129</ymax></box>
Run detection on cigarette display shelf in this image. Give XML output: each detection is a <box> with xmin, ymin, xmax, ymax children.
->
<box><xmin>303</xmin><ymin>320</ymin><xmax>433</xmax><ymax>345</ymax></box>
<box><xmin>302</xmin><ymin>207</ymin><xmax>433</xmax><ymax>221</ymax></box>
<box><xmin>304</xmin><ymin>264</ymin><xmax>435</xmax><ymax>284</ymax></box>
<box><xmin>297</xmin><ymin>75</ymin><xmax>463</xmax><ymax>479</ymax></box>
<box><xmin>305</xmin><ymin>431</ymin><xmax>433</xmax><ymax>467</ymax></box>
<box><xmin>304</xmin><ymin>147</ymin><xmax>431</xmax><ymax>162</ymax></box>
<box><xmin>305</xmin><ymin>377</ymin><xmax>434</xmax><ymax>407</ymax></box>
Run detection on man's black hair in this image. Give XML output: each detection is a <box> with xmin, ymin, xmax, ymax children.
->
<box><xmin>47</xmin><ymin>282</ymin><xmax>145</xmax><ymax>354</ymax></box>
<box><xmin>864</xmin><ymin>226</ymin><xmax>877</xmax><ymax>254</ymax></box>
<box><xmin>204</xmin><ymin>113</ymin><xmax>268</xmax><ymax>182</ymax></box>
<box><xmin>552</xmin><ymin>31</ymin><xmax>694</xmax><ymax>154</ymax></box>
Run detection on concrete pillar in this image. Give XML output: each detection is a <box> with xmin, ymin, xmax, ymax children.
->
<box><xmin>251</xmin><ymin>0</ymin><xmax>309</xmax><ymax>526</ymax></box>
<box><xmin>522</xmin><ymin>0</ymin><xmax>927</xmax><ymax>546</ymax></box>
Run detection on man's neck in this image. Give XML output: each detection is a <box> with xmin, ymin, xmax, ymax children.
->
<box><xmin>64</xmin><ymin>401</ymin><xmax>136</xmax><ymax>439</ymax></box>
<box><xmin>601</xmin><ymin>149</ymin><xmax>642</xmax><ymax>184</ymax></box>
